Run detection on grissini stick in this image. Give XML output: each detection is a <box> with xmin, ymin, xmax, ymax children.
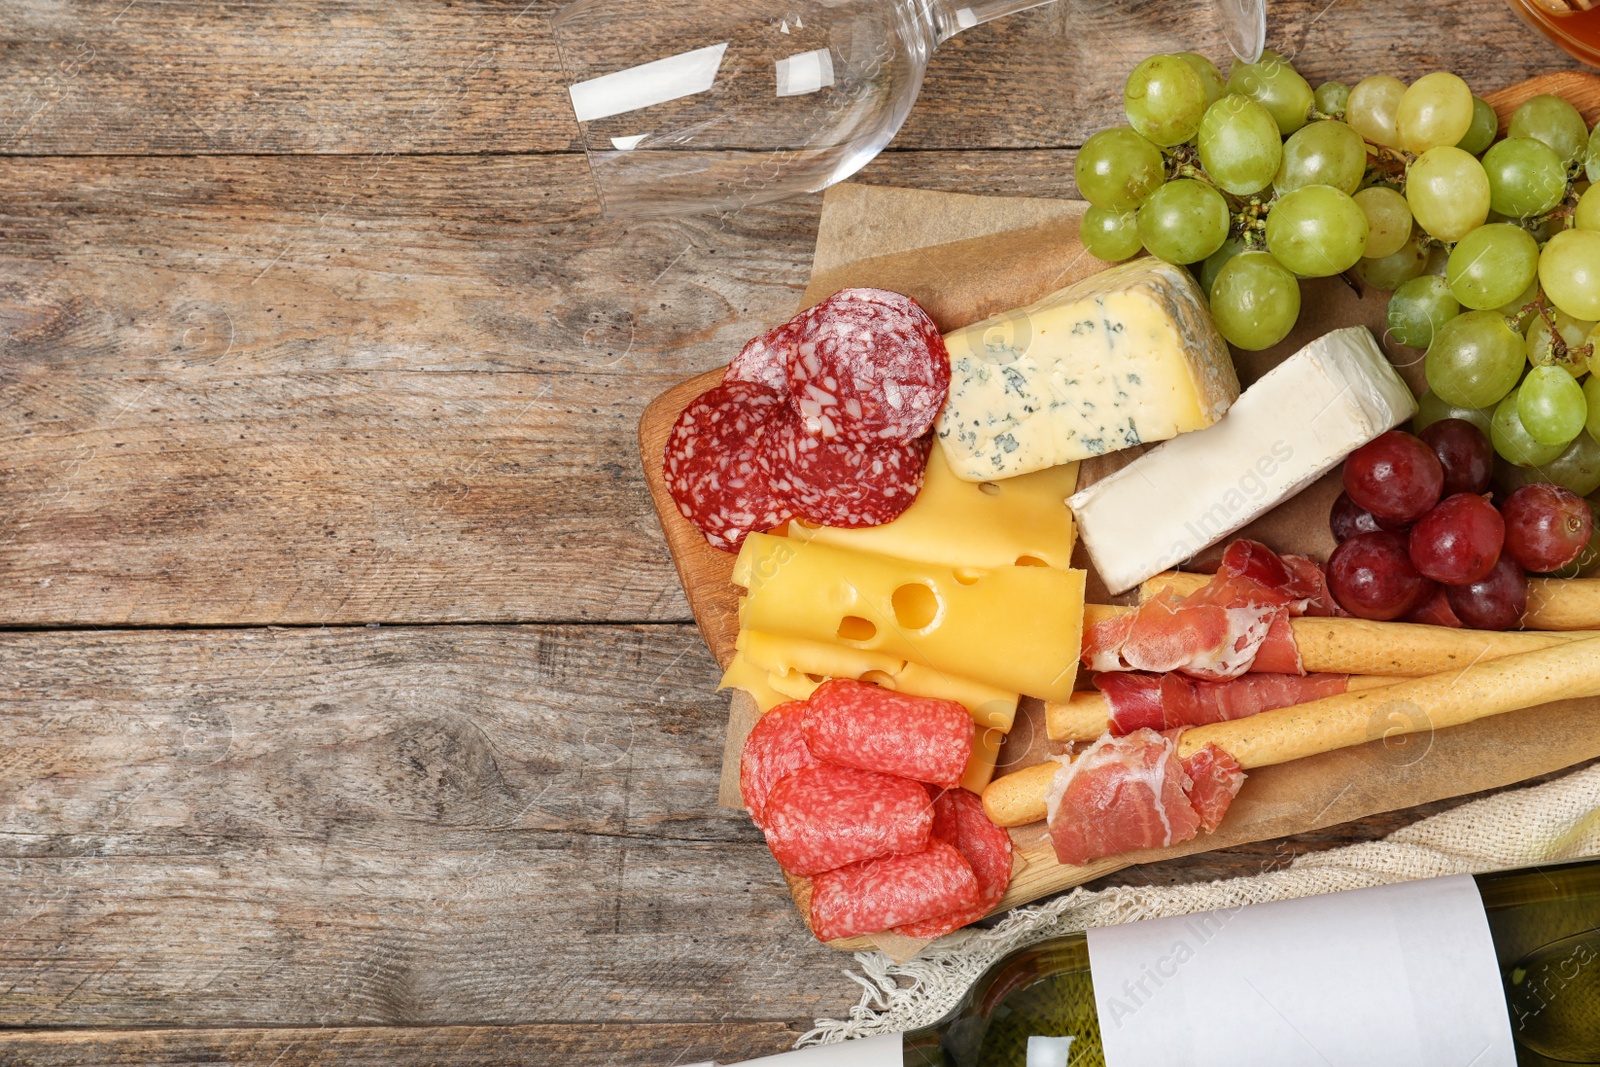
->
<box><xmin>985</xmin><ymin>633</ymin><xmax>1600</xmax><ymax>828</ymax></box>
<box><xmin>1141</xmin><ymin>570</ymin><xmax>1600</xmax><ymax>633</ymax></box>
<box><xmin>1526</xmin><ymin>578</ymin><xmax>1600</xmax><ymax>631</ymax></box>
<box><xmin>1083</xmin><ymin>601</ymin><xmax>1600</xmax><ymax>677</ymax></box>
<box><xmin>1044</xmin><ymin>675</ymin><xmax>1396</xmax><ymax>743</ymax></box>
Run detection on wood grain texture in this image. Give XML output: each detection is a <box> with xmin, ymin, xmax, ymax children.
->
<box><xmin>0</xmin><ymin>1022</ymin><xmax>803</xmax><ymax>1067</ymax></box>
<box><xmin>2</xmin><ymin>0</ymin><xmax>1577</xmax><ymax>157</ymax></box>
<box><xmin>0</xmin><ymin>153</ymin><xmax>812</xmax><ymax>627</ymax></box>
<box><xmin>5</xmin><ymin>0</ymin><xmax>1599</xmax><ymax>1058</ymax></box>
<box><xmin>0</xmin><ymin>624</ymin><xmax>855</xmax><ymax>1029</ymax></box>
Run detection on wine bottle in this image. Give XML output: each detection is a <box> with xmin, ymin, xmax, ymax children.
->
<box><xmin>690</xmin><ymin>858</ymin><xmax>1600</xmax><ymax>1066</ymax></box>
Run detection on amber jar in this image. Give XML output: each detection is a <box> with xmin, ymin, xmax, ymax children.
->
<box><xmin>1505</xmin><ymin>0</ymin><xmax>1600</xmax><ymax>67</ymax></box>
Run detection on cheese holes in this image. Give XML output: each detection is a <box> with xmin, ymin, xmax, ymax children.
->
<box><xmin>837</xmin><ymin>616</ymin><xmax>877</xmax><ymax>642</ymax></box>
<box><xmin>954</xmin><ymin>568</ymin><xmax>983</xmax><ymax>586</ymax></box>
<box><xmin>891</xmin><ymin>582</ymin><xmax>941</xmax><ymax>630</ymax></box>
<box><xmin>978</xmin><ymin>482</ymin><xmax>1002</xmax><ymax>497</ymax></box>
<box><xmin>859</xmin><ymin>670</ymin><xmax>897</xmax><ymax>688</ymax></box>
<box><xmin>1015</xmin><ymin>555</ymin><xmax>1048</xmax><ymax>567</ymax></box>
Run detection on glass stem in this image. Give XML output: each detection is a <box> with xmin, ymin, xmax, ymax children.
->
<box><xmin>925</xmin><ymin>0</ymin><xmax>1059</xmax><ymax>42</ymax></box>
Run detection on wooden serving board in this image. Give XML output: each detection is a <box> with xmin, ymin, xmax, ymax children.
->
<box><xmin>638</xmin><ymin>72</ymin><xmax>1600</xmax><ymax>954</ymax></box>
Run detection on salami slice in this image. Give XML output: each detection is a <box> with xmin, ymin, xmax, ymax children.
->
<box><xmin>724</xmin><ymin>322</ymin><xmax>795</xmax><ymax>394</ymax></box>
<box><xmin>802</xmin><ymin>679</ymin><xmax>974</xmax><ymax>788</ymax></box>
<box><xmin>895</xmin><ymin>788</ymin><xmax>1014</xmax><ymax>940</ymax></box>
<box><xmin>784</xmin><ymin>288</ymin><xmax>951</xmax><ymax>446</ymax></box>
<box><xmin>761</xmin><ymin>763</ymin><xmax>932</xmax><ymax>877</ymax></box>
<box><xmin>758</xmin><ymin>413</ymin><xmax>928</xmax><ymax>529</ymax></box>
<box><xmin>662</xmin><ymin>380</ymin><xmax>792</xmax><ymax>552</ymax></box>
<box><xmin>738</xmin><ymin>701</ymin><xmax>819</xmax><ymax>829</ymax></box>
<box><xmin>810</xmin><ymin>840</ymin><xmax>979</xmax><ymax>943</ymax></box>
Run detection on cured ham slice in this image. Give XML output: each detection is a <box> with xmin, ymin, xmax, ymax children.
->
<box><xmin>1282</xmin><ymin>553</ymin><xmax>1348</xmax><ymax>618</ymax></box>
<box><xmin>1044</xmin><ymin>728</ymin><xmax>1245</xmax><ymax>866</ymax></box>
<box><xmin>1093</xmin><ymin>671</ymin><xmax>1352</xmax><ymax>734</ymax></box>
<box><xmin>1181</xmin><ymin>744</ymin><xmax>1244</xmax><ymax>833</ymax></box>
<box><xmin>1082</xmin><ymin>540</ymin><xmax>1314</xmax><ymax>681</ymax></box>
<box><xmin>1045</xmin><ymin>729</ymin><xmax>1202</xmax><ymax>866</ymax></box>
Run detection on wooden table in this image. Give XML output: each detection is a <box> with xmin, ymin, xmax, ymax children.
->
<box><xmin>0</xmin><ymin>3</ymin><xmax>1589</xmax><ymax>1063</ymax></box>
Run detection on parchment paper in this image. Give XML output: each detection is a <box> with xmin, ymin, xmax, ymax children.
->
<box><xmin>722</xmin><ymin>182</ymin><xmax>1600</xmax><ymax>958</ymax></box>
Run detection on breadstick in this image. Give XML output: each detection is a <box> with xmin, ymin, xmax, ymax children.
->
<box><xmin>1526</xmin><ymin>578</ymin><xmax>1600</xmax><ymax>630</ymax></box>
<box><xmin>1045</xmin><ymin>675</ymin><xmax>1395</xmax><ymax>742</ymax></box>
<box><xmin>982</xmin><ymin>761</ymin><xmax>1058</xmax><ymax>827</ymax></box>
<box><xmin>1289</xmin><ymin>618</ymin><xmax>1600</xmax><ymax>675</ymax></box>
<box><xmin>1143</xmin><ymin>570</ymin><xmax>1600</xmax><ymax>633</ymax></box>
<box><xmin>987</xmin><ymin>633</ymin><xmax>1600</xmax><ymax>828</ymax></box>
<box><xmin>1177</xmin><ymin>633</ymin><xmax>1600</xmax><ymax>766</ymax></box>
<box><xmin>1087</xmin><ymin>599</ymin><xmax>1600</xmax><ymax>677</ymax></box>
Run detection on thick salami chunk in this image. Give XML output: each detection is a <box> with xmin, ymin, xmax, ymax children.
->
<box><xmin>738</xmin><ymin>701</ymin><xmax>819</xmax><ymax>829</ymax></box>
<box><xmin>762</xmin><ymin>763</ymin><xmax>933</xmax><ymax>877</ymax></box>
<box><xmin>662</xmin><ymin>380</ymin><xmax>792</xmax><ymax>552</ymax></box>
<box><xmin>802</xmin><ymin>679</ymin><xmax>973</xmax><ymax>788</ymax></box>
<box><xmin>758</xmin><ymin>413</ymin><xmax>928</xmax><ymax>529</ymax></box>
<box><xmin>810</xmin><ymin>840</ymin><xmax>979</xmax><ymax>943</ymax></box>
<box><xmin>895</xmin><ymin>788</ymin><xmax>1014</xmax><ymax>940</ymax></box>
<box><xmin>724</xmin><ymin>322</ymin><xmax>795</xmax><ymax>394</ymax></box>
<box><xmin>785</xmin><ymin>288</ymin><xmax>951</xmax><ymax>445</ymax></box>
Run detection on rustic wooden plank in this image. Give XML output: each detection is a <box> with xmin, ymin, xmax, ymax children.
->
<box><xmin>0</xmin><ymin>152</ymin><xmax>812</xmax><ymax>627</ymax></box>
<box><xmin>0</xmin><ymin>623</ymin><xmax>860</xmax><ymax>1029</ymax></box>
<box><xmin>0</xmin><ymin>0</ymin><xmax>1577</xmax><ymax>156</ymax></box>
<box><xmin>0</xmin><ymin>1022</ymin><xmax>804</xmax><ymax>1067</ymax></box>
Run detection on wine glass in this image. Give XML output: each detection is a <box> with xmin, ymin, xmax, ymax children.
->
<box><xmin>553</xmin><ymin>0</ymin><xmax>1267</xmax><ymax>217</ymax></box>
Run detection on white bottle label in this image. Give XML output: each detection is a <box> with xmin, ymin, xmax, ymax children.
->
<box><xmin>1086</xmin><ymin>873</ymin><xmax>1516</xmax><ymax>1066</ymax></box>
<box><xmin>683</xmin><ymin>1030</ymin><xmax>904</xmax><ymax>1067</ymax></box>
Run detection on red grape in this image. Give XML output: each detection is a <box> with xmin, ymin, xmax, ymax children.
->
<box><xmin>1330</xmin><ymin>492</ymin><xmax>1382</xmax><ymax>542</ymax></box>
<box><xmin>1501</xmin><ymin>484</ymin><xmax>1595</xmax><ymax>573</ymax></box>
<box><xmin>1343</xmin><ymin>431</ymin><xmax>1444</xmax><ymax>524</ymax></box>
<box><xmin>1446</xmin><ymin>554</ymin><xmax>1527</xmax><ymax>630</ymax></box>
<box><xmin>1419</xmin><ymin>418</ymin><xmax>1493</xmax><ymax>497</ymax></box>
<box><xmin>1327</xmin><ymin>531</ymin><xmax>1435</xmax><ymax>621</ymax></box>
<box><xmin>1407</xmin><ymin>493</ymin><xmax>1504</xmax><ymax>585</ymax></box>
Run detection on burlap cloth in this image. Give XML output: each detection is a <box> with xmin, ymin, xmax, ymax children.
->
<box><xmin>800</xmin><ymin>762</ymin><xmax>1600</xmax><ymax>1046</ymax></box>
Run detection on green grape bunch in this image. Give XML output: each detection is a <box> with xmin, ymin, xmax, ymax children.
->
<box><xmin>1079</xmin><ymin>51</ymin><xmax>1599</xmax><ymax>473</ymax></box>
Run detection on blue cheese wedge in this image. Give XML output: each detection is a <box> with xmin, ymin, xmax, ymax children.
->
<box><xmin>934</xmin><ymin>258</ymin><xmax>1239</xmax><ymax>481</ymax></box>
<box><xmin>1069</xmin><ymin>327</ymin><xmax>1419</xmax><ymax>595</ymax></box>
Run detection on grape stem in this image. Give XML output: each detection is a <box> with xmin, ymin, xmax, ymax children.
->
<box><xmin>1531</xmin><ymin>296</ymin><xmax>1596</xmax><ymax>371</ymax></box>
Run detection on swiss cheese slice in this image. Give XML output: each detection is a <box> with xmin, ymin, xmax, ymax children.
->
<box><xmin>732</xmin><ymin>533</ymin><xmax>1085</xmax><ymax>702</ymax></box>
<box><xmin>788</xmin><ymin>443</ymin><xmax>1080</xmax><ymax>571</ymax></box>
<box><xmin>739</xmin><ymin>629</ymin><xmax>1020</xmax><ymax>730</ymax></box>
<box><xmin>716</xmin><ymin>651</ymin><xmax>793</xmax><ymax>713</ymax></box>
<box><xmin>935</xmin><ymin>258</ymin><xmax>1239</xmax><ymax>481</ymax></box>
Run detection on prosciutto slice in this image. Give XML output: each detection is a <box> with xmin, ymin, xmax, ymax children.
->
<box><xmin>1093</xmin><ymin>671</ymin><xmax>1352</xmax><ymax>734</ymax></box>
<box><xmin>1083</xmin><ymin>540</ymin><xmax>1317</xmax><ymax>681</ymax></box>
<box><xmin>1182</xmin><ymin>744</ymin><xmax>1245</xmax><ymax>833</ymax></box>
<box><xmin>1044</xmin><ymin>729</ymin><xmax>1245</xmax><ymax>866</ymax></box>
